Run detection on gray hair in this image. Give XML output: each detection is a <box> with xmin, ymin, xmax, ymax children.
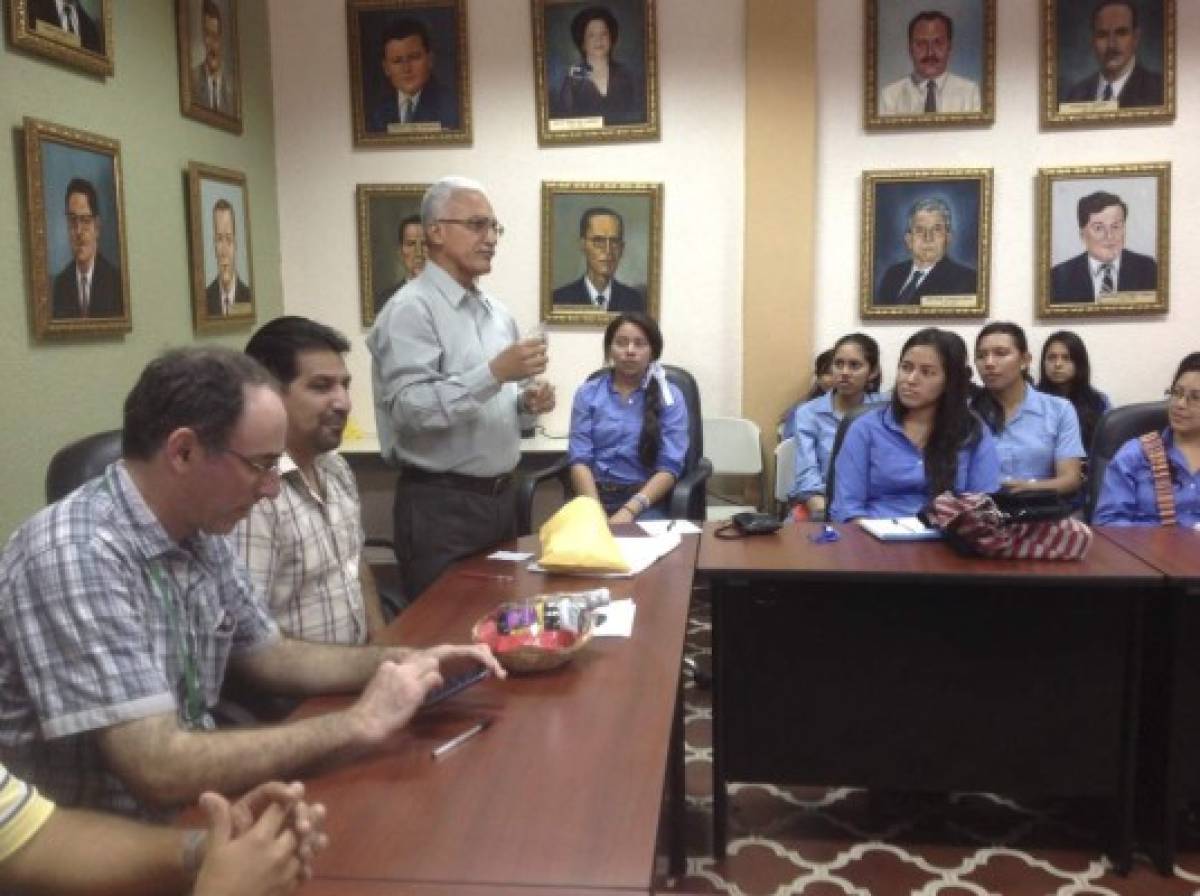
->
<box><xmin>421</xmin><ymin>175</ymin><xmax>488</xmax><ymax>228</ymax></box>
<box><xmin>906</xmin><ymin>197</ymin><xmax>952</xmax><ymax>233</ymax></box>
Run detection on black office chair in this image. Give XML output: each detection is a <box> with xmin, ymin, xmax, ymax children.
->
<box><xmin>1084</xmin><ymin>400</ymin><xmax>1168</xmax><ymax>522</ymax></box>
<box><xmin>515</xmin><ymin>364</ymin><xmax>713</xmax><ymax>536</ymax></box>
<box><xmin>45</xmin><ymin>429</ymin><xmax>123</xmax><ymax>503</ymax></box>
<box><xmin>821</xmin><ymin>403</ymin><xmax>875</xmax><ymax>522</ymax></box>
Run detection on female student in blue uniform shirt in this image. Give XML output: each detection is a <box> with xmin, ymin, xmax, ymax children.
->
<box><xmin>1094</xmin><ymin>352</ymin><xmax>1200</xmax><ymax>526</ymax></box>
<box><xmin>568</xmin><ymin>312</ymin><xmax>688</xmax><ymax>522</ymax></box>
<box><xmin>970</xmin><ymin>322</ymin><xmax>1084</xmax><ymax>497</ymax></box>
<box><xmin>1036</xmin><ymin>330</ymin><xmax>1111</xmax><ymax>454</ymax></box>
<box><xmin>788</xmin><ymin>333</ymin><xmax>887</xmax><ymax>519</ymax></box>
<box><xmin>831</xmin><ymin>328</ymin><xmax>999</xmax><ymax>522</ymax></box>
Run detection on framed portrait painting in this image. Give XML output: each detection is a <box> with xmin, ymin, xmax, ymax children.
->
<box><xmin>356</xmin><ymin>183</ymin><xmax>429</xmax><ymax>327</ymax></box>
<box><xmin>176</xmin><ymin>0</ymin><xmax>243</xmax><ymax>133</ymax></box>
<box><xmin>865</xmin><ymin>0</ymin><xmax>995</xmax><ymax>129</ymax></box>
<box><xmin>187</xmin><ymin>162</ymin><xmax>256</xmax><ymax>333</ymax></box>
<box><xmin>532</xmin><ymin>0</ymin><xmax>660</xmax><ymax>145</ymax></box>
<box><xmin>7</xmin><ymin>0</ymin><xmax>113</xmax><ymax>75</ymax></box>
<box><xmin>22</xmin><ymin>117</ymin><xmax>130</xmax><ymax>340</ymax></box>
<box><xmin>1043</xmin><ymin>0</ymin><xmax>1174</xmax><ymax>126</ymax></box>
<box><xmin>347</xmin><ymin>0</ymin><xmax>471</xmax><ymax>148</ymax></box>
<box><xmin>1037</xmin><ymin>163</ymin><xmax>1169</xmax><ymax>318</ymax></box>
<box><xmin>541</xmin><ymin>181</ymin><xmax>662</xmax><ymax>325</ymax></box>
<box><xmin>861</xmin><ymin>168</ymin><xmax>992</xmax><ymax>320</ymax></box>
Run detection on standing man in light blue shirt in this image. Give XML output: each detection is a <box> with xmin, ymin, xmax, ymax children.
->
<box><xmin>367</xmin><ymin>176</ymin><xmax>555</xmax><ymax>600</ymax></box>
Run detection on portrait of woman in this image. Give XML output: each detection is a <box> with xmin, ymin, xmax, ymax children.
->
<box><xmin>553</xmin><ymin>5</ymin><xmax>639</xmax><ymax>125</ymax></box>
<box><xmin>533</xmin><ymin>0</ymin><xmax>659</xmax><ymax>144</ymax></box>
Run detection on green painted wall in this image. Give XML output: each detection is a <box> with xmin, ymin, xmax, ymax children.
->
<box><xmin>0</xmin><ymin>1</ymin><xmax>280</xmax><ymax>541</ymax></box>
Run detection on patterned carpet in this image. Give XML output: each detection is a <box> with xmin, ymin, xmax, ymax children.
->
<box><xmin>658</xmin><ymin>598</ymin><xmax>1200</xmax><ymax>896</ymax></box>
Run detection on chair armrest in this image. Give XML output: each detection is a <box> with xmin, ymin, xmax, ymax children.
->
<box><xmin>516</xmin><ymin>455</ymin><xmax>573</xmax><ymax>536</ymax></box>
<box><xmin>669</xmin><ymin>458</ymin><xmax>713</xmax><ymax>521</ymax></box>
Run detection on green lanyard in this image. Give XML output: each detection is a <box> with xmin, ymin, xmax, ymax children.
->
<box><xmin>148</xmin><ymin>562</ymin><xmax>206</xmax><ymax>727</ymax></box>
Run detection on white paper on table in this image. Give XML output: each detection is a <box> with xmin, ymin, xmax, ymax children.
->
<box><xmin>488</xmin><ymin>550</ymin><xmax>534</xmax><ymax>561</ymax></box>
<box><xmin>638</xmin><ymin>519</ymin><xmax>702</xmax><ymax>536</ymax></box>
<box><xmin>591</xmin><ymin>598</ymin><xmax>636</xmax><ymax>637</ymax></box>
<box><xmin>527</xmin><ymin>532</ymin><xmax>682</xmax><ymax>578</ymax></box>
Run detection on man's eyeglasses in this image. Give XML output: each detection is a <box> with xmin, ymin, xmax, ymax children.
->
<box><xmin>586</xmin><ymin>237</ymin><xmax>624</xmax><ymax>250</ymax></box>
<box><xmin>224</xmin><ymin>447</ymin><xmax>282</xmax><ymax>479</ymax></box>
<box><xmin>1165</xmin><ymin>387</ymin><xmax>1200</xmax><ymax>407</ymax></box>
<box><xmin>438</xmin><ymin>217</ymin><xmax>504</xmax><ymax>237</ymax></box>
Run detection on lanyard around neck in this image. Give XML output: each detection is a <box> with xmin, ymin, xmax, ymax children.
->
<box><xmin>147</xmin><ymin>562</ymin><xmax>205</xmax><ymax>727</ymax></box>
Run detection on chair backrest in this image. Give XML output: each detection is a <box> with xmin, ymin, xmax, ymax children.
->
<box><xmin>1085</xmin><ymin>400</ymin><xmax>1168</xmax><ymax>522</ymax></box>
<box><xmin>822</xmin><ymin>403</ymin><xmax>876</xmax><ymax>520</ymax></box>
<box><xmin>774</xmin><ymin>437</ymin><xmax>797</xmax><ymax>510</ymax></box>
<box><xmin>702</xmin><ymin>417</ymin><xmax>763</xmax><ymax>476</ymax></box>
<box><xmin>45</xmin><ymin>429</ymin><xmax>123</xmax><ymax>503</ymax></box>
<box><xmin>663</xmin><ymin>364</ymin><xmax>705</xmax><ymax>476</ymax></box>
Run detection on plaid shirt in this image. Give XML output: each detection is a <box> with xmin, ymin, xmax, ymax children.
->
<box><xmin>0</xmin><ymin>462</ymin><xmax>279</xmax><ymax>818</ymax></box>
<box><xmin>229</xmin><ymin>451</ymin><xmax>368</xmax><ymax>644</ymax></box>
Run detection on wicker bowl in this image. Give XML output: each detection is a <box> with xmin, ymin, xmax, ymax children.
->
<box><xmin>471</xmin><ymin>598</ymin><xmax>594</xmax><ymax>673</ymax></box>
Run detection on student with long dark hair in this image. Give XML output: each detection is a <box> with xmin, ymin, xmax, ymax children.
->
<box><xmin>788</xmin><ymin>333</ymin><xmax>887</xmax><ymax>518</ymax></box>
<box><xmin>567</xmin><ymin>313</ymin><xmax>688</xmax><ymax>522</ymax></box>
<box><xmin>971</xmin><ymin>321</ymin><xmax>1084</xmax><ymax>497</ymax></box>
<box><xmin>1036</xmin><ymin>330</ymin><xmax>1111</xmax><ymax>452</ymax></box>
<box><xmin>831</xmin><ymin>328</ymin><xmax>999</xmax><ymax>521</ymax></box>
<box><xmin>779</xmin><ymin>348</ymin><xmax>834</xmax><ymax>440</ymax></box>
<box><xmin>1094</xmin><ymin>353</ymin><xmax>1200</xmax><ymax>526</ymax></box>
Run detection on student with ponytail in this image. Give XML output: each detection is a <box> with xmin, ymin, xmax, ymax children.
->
<box><xmin>567</xmin><ymin>313</ymin><xmax>688</xmax><ymax>522</ymax></box>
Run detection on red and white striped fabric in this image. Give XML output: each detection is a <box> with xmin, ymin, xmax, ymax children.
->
<box><xmin>926</xmin><ymin>492</ymin><xmax>1093</xmax><ymax>560</ymax></box>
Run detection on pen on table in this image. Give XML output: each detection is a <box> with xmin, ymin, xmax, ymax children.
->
<box><xmin>459</xmin><ymin>571</ymin><xmax>515</xmax><ymax>583</ymax></box>
<box><xmin>666</xmin><ymin>519</ymin><xmax>676</xmax><ymax>532</ymax></box>
<box><xmin>431</xmin><ymin>719</ymin><xmax>491</xmax><ymax>759</ymax></box>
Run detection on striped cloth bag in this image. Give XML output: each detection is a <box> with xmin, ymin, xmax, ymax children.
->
<box><xmin>924</xmin><ymin>492</ymin><xmax>1093</xmax><ymax>560</ymax></box>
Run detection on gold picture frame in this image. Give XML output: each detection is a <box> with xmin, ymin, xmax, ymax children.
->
<box><xmin>532</xmin><ymin>0</ymin><xmax>660</xmax><ymax>146</ymax></box>
<box><xmin>541</xmin><ymin>180</ymin><xmax>662</xmax><ymax>325</ymax></box>
<box><xmin>1042</xmin><ymin>0</ymin><xmax>1175</xmax><ymax>127</ymax></box>
<box><xmin>864</xmin><ymin>0</ymin><xmax>995</xmax><ymax>130</ymax></box>
<box><xmin>861</xmin><ymin>168</ymin><xmax>992</xmax><ymax>320</ymax></box>
<box><xmin>176</xmin><ymin>0</ymin><xmax>243</xmax><ymax>134</ymax></box>
<box><xmin>347</xmin><ymin>0</ymin><xmax>471</xmax><ymax>148</ymax></box>
<box><xmin>7</xmin><ymin>0</ymin><xmax>114</xmax><ymax>76</ymax></box>
<box><xmin>355</xmin><ymin>183</ymin><xmax>430</xmax><ymax>327</ymax></box>
<box><xmin>1037</xmin><ymin>162</ymin><xmax>1169</xmax><ymax>318</ymax></box>
<box><xmin>187</xmin><ymin>162</ymin><xmax>257</xmax><ymax>333</ymax></box>
<box><xmin>22</xmin><ymin>117</ymin><xmax>131</xmax><ymax>340</ymax></box>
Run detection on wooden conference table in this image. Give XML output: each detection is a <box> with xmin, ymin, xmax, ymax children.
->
<box><xmin>1099</xmin><ymin>526</ymin><xmax>1200</xmax><ymax>872</ymax></box>
<box><xmin>296</xmin><ymin>531</ymin><xmax>697</xmax><ymax>893</ymax></box>
<box><xmin>698</xmin><ymin>520</ymin><xmax>1164</xmax><ymax>870</ymax></box>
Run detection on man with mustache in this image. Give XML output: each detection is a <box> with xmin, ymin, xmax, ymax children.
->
<box><xmin>232</xmin><ymin>316</ymin><xmax>386</xmax><ymax>645</ymax></box>
<box><xmin>191</xmin><ymin>0</ymin><xmax>236</xmax><ymax>116</ymax></box>
<box><xmin>1064</xmin><ymin>0</ymin><xmax>1163</xmax><ymax>108</ymax></box>
<box><xmin>879</xmin><ymin>10</ymin><xmax>980</xmax><ymax>116</ymax></box>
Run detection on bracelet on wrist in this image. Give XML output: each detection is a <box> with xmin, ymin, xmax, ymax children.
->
<box><xmin>628</xmin><ymin>493</ymin><xmax>650</xmax><ymax>515</ymax></box>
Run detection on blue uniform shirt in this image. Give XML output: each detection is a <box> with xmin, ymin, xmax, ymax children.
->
<box><xmin>568</xmin><ymin>373</ymin><xmax>689</xmax><ymax>486</ymax></box>
<box><xmin>789</xmin><ymin>391</ymin><xmax>889</xmax><ymax>500</ymax></box>
<box><xmin>993</xmin><ymin>386</ymin><xmax>1084</xmax><ymax>481</ymax></box>
<box><xmin>1093</xmin><ymin>428</ymin><xmax>1200</xmax><ymax>526</ymax></box>
<box><xmin>831</xmin><ymin>405</ymin><xmax>1001</xmax><ymax>522</ymax></box>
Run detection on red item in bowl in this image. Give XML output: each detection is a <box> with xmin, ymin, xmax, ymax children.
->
<box><xmin>492</xmin><ymin>629</ymin><xmax>578</xmax><ymax>654</ymax></box>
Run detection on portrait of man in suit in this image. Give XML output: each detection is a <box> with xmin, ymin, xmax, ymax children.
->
<box><xmin>1061</xmin><ymin>0</ymin><xmax>1164</xmax><ymax>108</ymax></box>
<box><xmin>373</xmin><ymin>214</ymin><xmax>427</xmax><ymax>315</ymax></box>
<box><xmin>205</xmin><ymin>198</ymin><xmax>252</xmax><ymax>317</ymax></box>
<box><xmin>191</xmin><ymin>0</ymin><xmax>236</xmax><ymax>116</ymax></box>
<box><xmin>875</xmin><ymin>197</ymin><xmax>977</xmax><ymax>306</ymax></box>
<box><xmin>365</xmin><ymin>17</ymin><xmax>460</xmax><ymax>133</ymax></box>
<box><xmin>553</xmin><ymin>207</ymin><xmax>645</xmax><ymax>313</ymax></box>
<box><xmin>879</xmin><ymin>9</ymin><xmax>981</xmax><ymax>116</ymax></box>
<box><xmin>50</xmin><ymin>177</ymin><xmax>123</xmax><ymax>320</ymax></box>
<box><xmin>1050</xmin><ymin>190</ymin><xmax>1157</xmax><ymax>303</ymax></box>
<box><xmin>27</xmin><ymin>0</ymin><xmax>104</xmax><ymax>53</ymax></box>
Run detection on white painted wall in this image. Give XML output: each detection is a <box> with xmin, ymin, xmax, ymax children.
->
<box><xmin>268</xmin><ymin>0</ymin><xmax>745</xmax><ymax>439</ymax></box>
<box><xmin>815</xmin><ymin>0</ymin><xmax>1200</xmax><ymax>404</ymax></box>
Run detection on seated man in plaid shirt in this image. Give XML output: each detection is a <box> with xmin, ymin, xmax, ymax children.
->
<box><xmin>0</xmin><ymin>346</ymin><xmax>503</xmax><ymax>819</ymax></box>
<box><xmin>231</xmin><ymin>317</ymin><xmax>387</xmax><ymax>647</ymax></box>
